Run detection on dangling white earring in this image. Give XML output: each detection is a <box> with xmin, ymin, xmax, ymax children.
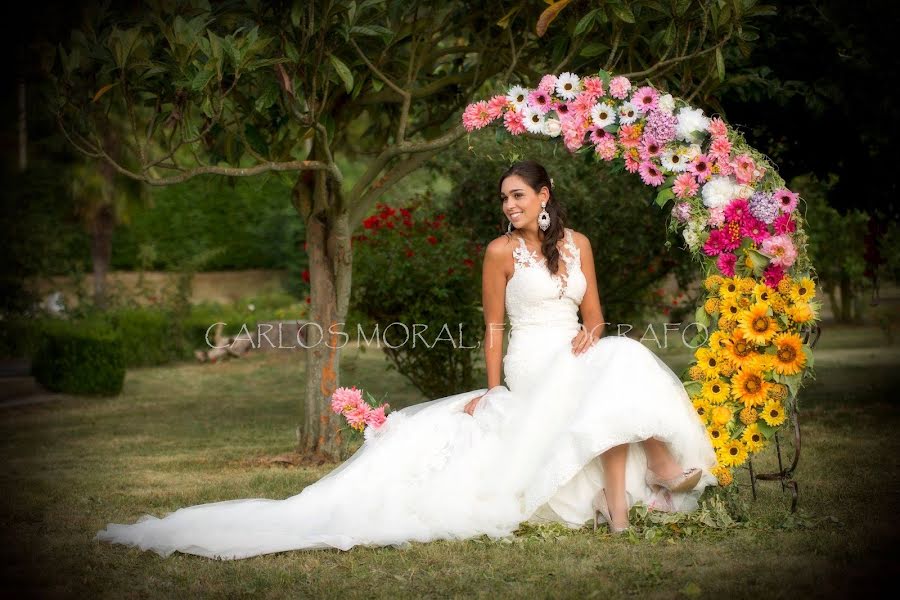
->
<box><xmin>538</xmin><ymin>201</ymin><xmax>551</xmax><ymax>231</ymax></box>
<box><xmin>507</xmin><ymin>221</ymin><xmax>513</xmax><ymax>233</ymax></box>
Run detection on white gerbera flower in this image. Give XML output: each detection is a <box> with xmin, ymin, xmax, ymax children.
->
<box><xmin>542</xmin><ymin>118</ymin><xmax>562</xmax><ymax>137</ymax></box>
<box><xmin>657</xmin><ymin>93</ymin><xmax>675</xmax><ymax>114</ymax></box>
<box><xmin>507</xmin><ymin>85</ymin><xmax>530</xmax><ymax>112</ymax></box>
<box><xmin>701</xmin><ymin>174</ymin><xmax>742</xmax><ymax>209</ymax></box>
<box><xmin>590</xmin><ymin>102</ymin><xmax>617</xmax><ymax>128</ymax></box>
<box><xmin>618</xmin><ymin>101</ymin><xmax>639</xmax><ymax>125</ymax></box>
<box><xmin>676</xmin><ymin>106</ymin><xmax>710</xmax><ymax>143</ymax></box>
<box><xmin>522</xmin><ymin>106</ymin><xmax>545</xmax><ymax>134</ymax></box>
<box><xmin>555</xmin><ymin>72</ymin><xmax>582</xmax><ymax>101</ymax></box>
<box><xmin>661</xmin><ymin>146</ymin><xmax>689</xmax><ymax>172</ymax></box>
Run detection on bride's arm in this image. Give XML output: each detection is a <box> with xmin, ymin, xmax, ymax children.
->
<box><xmin>481</xmin><ymin>238</ymin><xmax>509</xmax><ymax>389</ymax></box>
<box><xmin>573</xmin><ymin>232</ymin><xmax>607</xmax><ymax>343</ymax></box>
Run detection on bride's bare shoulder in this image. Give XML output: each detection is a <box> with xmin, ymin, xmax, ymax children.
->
<box><xmin>484</xmin><ymin>234</ymin><xmax>519</xmax><ymax>260</ymax></box>
<box><xmin>566</xmin><ymin>228</ymin><xmax>592</xmax><ymax>252</ymax></box>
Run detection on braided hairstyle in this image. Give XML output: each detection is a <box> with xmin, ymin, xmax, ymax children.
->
<box><xmin>498</xmin><ymin>160</ymin><xmax>569</xmax><ymax>276</ymax></box>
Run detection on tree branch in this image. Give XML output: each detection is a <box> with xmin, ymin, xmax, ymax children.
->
<box><xmin>620</xmin><ymin>34</ymin><xmax>732</xmax><ymax>80</ymax></box>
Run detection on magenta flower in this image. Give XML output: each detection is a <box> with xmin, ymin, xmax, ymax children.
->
<box><xmin>773</xmin><ymin>188</ymin><xmax>800</xmax><ymax>213</ymax></box>
<box><xmin>703</xmin><ymin>228</ymin><xmax>729</xmax><ymax>256</ymax></box>
<box><xmin>688</xmin><ymin>154</ymin><xmax>713</xmax><ymax>182</ymax></box>
<box><xmin>724</xmin><ymin>198</ymin><xmax>752</xmax><ymax>224</ymax></box>
<box><xmin>462</xmin><ymin>100</ymin><xmax>493</xmax><ymax>132</ymax></box>
<box><xmin>609</xmin><ymin>76</ymin><xmax>632</xmax><ymax>99</ymax></box>
<box><xmin>639</xmin><ymin>161</ymin><xmax>666</xmax><ymax>186</ymax></box>
<box><xmin>763</xmin><ymin>263</ymin><xmax>786</xmax><ymax>288</ymax></box>
<box><xmin>717</xmin><ymin>252</ymin><xmax>738</xmax><ymax>277</ymax></box>
<box><xmin>364</xmin><ymin>404</ymin><xmax>390</xmax><ymax>429</ymax></box>
<box><xmin>527</xmin><ymin>90</ymin><xmax>552</xmax><ymax>115</ymax></box>
<box><xmin>673</xmin><ymin>172</ymin><xmax>699</xmax><ymax>199</ymax></box>
<box><xmin>773</xmin><ymin>212</ymin><xmax>797</xmax><ymax>234</ymax></box>
<box><xmin>760</xmin><ymin>234</ymin><xmax>798</xmax><ymax>268</ymax></box>
<box><xmin>631</xmin><ymin>86</ymin><xmax>659</xmax><ymax>113</ymax></box>
<box><xmin>740</xmin><ymin>215</ymin><xmax>769</xmax><ymax>244</ymax></box>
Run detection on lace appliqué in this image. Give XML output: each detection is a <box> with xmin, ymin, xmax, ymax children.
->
<box><xmin>513</xmin><ymin>229</ymin><xmax>581</xmax><ymax>300</ymax></box>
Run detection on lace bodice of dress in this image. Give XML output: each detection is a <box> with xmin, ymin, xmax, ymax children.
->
<box><xmin>505</xmin><ymin>227</ymin><xmax>587</xmax><ymax>331</ymax></box>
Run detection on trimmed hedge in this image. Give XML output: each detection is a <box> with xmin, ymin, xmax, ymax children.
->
<box><xmin>31</xmin><ymin>319</ymin><xmax>125</xmax><ymax>396</ymax></box>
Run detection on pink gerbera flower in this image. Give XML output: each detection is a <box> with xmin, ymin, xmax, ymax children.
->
<box><xmin>589</xmin><ymin>127</ymin><xmax>609</xmax><ymax>144</ymax></box>
<box><xmin>717</xmin><ymin>252</ymin><xmax>738</xmax><ymax>277</ymax></box>
<box><xmin>710</xmin><ymin>137</ymin><xmax>732</xmax><ymax>160</ymax></box>
<box><xmin>624</xmin><ymin>152</ymin><xmax>641</xmax><ymax>173</ymax></box>
<box><xmin>708</xmin><ymin>117</ymin><xmax>728</xmax><ymax>140</ymax></box>
<box><xmin>724</xmin><ymin>198</ymin><xmax>752</xmax><ymax>224</ymax></box>
<box><xmin>639</xmin><ymin>161</ymin><xmax>666</xmax><ymax>186</ymax></box>
<box><xmin>582</xmin><ymin>76</ymin><xmax>605</xmax><ymax>98</ymax></box>
<box><xmin>688</xmin><ymin>154</ymin><xmax>713</xmax><ymax>182</ymax></box>
<box><xmin>503</xmin><ymin>110</ymin><xmax>526</xmax><ymax>135</ymax></box>
<box><xmin>331</xmin><ymin>386</ymin><xmax>363</xmax><ymax>414</ymax></box>
<box><xmin>673</xmin><ymin>172</ymin><xmax>699</xmax><ymax>199</ymax></box>
<box><xmin>595</xmin><ymin>136</ymin><xmax>618</xmax><ymax>161</ymax></box>
<box><xmin>639</xmin><ymin>135</ymin><xmax>663</xmax><ymax>160</ymax></box>
<box><xmin>740</xmin><ymin>215</ymin><xmax>769</xmax><ymax>244</ymax></box>
<box><xmin>760</xmin><ymin>234</ymin><xmax>798</xmax><ymax>268</ymax></box>
<box><xmin>486</xmin><ymin>95</ymin><xmax>509</xmax><ymax>119</ymax></box>
<box><xmin>773</xmin><ymin>188</ymin><xmax>800</xmax><ymax>213</ymax></box>
<box><xmin>631</xmin><ymin>86</ymin><xmax>659</xmax><ymax>113</ymax></box>
<box><xmin>538</xmin><ymin>74</ymin><xmax>558</xmax><ymax>95</ymax></box>
<box><xmin>552</xmin><ymin>100</ymin><xmax>570</xmax><ymax>117</ymax></box>
<box><xmin>609</xmin><ymin>76</ymin><xmax>632</xmax><ymax>99</ymax></box>
<box><xmin>527</xmin><ymin>89</ymin><xmax>552</xmax><ymax>114</ymax></box>
<box><xmin>364</xmin><ymin>403</ymin><xmax>390</xmax><ymax>428</ymax></box>
<box><xmin>462</xmin><ymin>100</ymin><xmax>493</xmax><ymax>132</ymax></box>
<box><xmin>773</xmin><ymin>212</ymin><xmax>797</xmax><ymax>234</ymax></box>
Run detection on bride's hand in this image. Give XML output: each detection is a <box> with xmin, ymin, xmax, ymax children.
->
<box><xmin>571</xmin><ymin>327</ymin><xmax>600</xmax><ymax>355</ymax></box>
<box><xmin>463</xmin><ymin>394</ymin><xmax>484</xmax><ymax>416</ymax></box>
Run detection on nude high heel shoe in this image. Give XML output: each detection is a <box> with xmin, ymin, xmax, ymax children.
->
<box><xmin>592</xmin><ymin>488</ymin><xmax>630</xmax><ymax>534</ymax></box>
<box><xmin>645</xmin><ymin>467</ymin><xmax>702</xmax><ymax>493</ymax></box>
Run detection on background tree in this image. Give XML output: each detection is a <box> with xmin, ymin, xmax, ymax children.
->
<box><xmin>49</xmin><ymin>0</ymin><xmax>769</xmax><ymax>459</ymax></box>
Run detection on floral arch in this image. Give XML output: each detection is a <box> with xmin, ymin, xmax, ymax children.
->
<box><xmin>462</xmin><ymin>70</ymin><xmax>822</xmax><ymax>489</ymax></box>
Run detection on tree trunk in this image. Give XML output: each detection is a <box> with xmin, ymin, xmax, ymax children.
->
<box><xmin>292</xmin><ymin>159</ymin><xmax>354</xmax><ymax>460</ymax></box>
<box><xmin>91</xmin><ymin>204</ymin><xmax>115</xmax><ymax>309</ymax></box>
<box><xmin>839</xmin><ymin>273</ymin><xmax>852</xmax><ymax>323</ymax></box>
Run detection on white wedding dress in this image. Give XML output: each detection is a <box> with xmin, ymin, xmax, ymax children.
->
<box><xmin>95</xmin><ymin>227</ymin><xmax>718</xmax><ymax>559</ymax></box>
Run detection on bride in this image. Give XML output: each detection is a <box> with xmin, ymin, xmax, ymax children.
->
<box><xmin>95</xmin><ymin>159</ymin><xmax>718</xmax><ymax>560</ymax></box>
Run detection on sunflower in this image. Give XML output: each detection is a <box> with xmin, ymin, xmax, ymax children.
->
<box><xmin>723</xmin><ymin>329</ymin><xmax>757</xmax><ymax>369</ymax></box>
<box><xmin>703</xmin><ymin>379</ymin><xmax>731</xmax><ymax>404</ymax></box>
<box><xmin>695</xmin><ymin>348</ymin><xmax>724</xmax><ymax>379</ymax></box>
<box><xmin>704</xmin><ymin>274</ymin><xmax>724</xmax><ymax>293</ymax></box>
<box><xmin>704</xmin><ymin>297</ymin><xmax>721</xmax><ymax>315</ymax></box>
<box><xmin>790</xmin><ymin>277</ymin><xmax>816</xmax><ymax>303</ymax></box>
<box><xmin>709</xmin><ymin>330</ymin><xmax>728</xmax><ymax>352</ymax></box>
<box><xmin>692</xmin><ymin>397</ymin><xmax>713</xmax><ymax>423</ymax></box>
<box><xmin>761</xmin><ymin>399</ymin><xmax>787</xmax><ymax>427</ymax></box>
<box><xmin>720</xmin><ymin>297</ymin><xmax>741</xmax><ymax>320</ymax></box>
<box><xmin>711</xmin><ymin>405</ymin><xmax>734</xmax><ymax>426</ymax></box>
<box><xmin>753</xmin><ymin>282</ymin><xmax>777</xmax><ymax>304</ymax></box>
<box><xmin>707</xmin><ymin>425</ymin><xmax>727</xmax><ymax>448</ymax></box>
<box><xmin>748</xmin><ymin>352</ymin><xmax>773</xmax><ymax>373</ymax></box>
<box><xmin>788</xmin><ymin>301</ymin><xmax>815</xmax><ymax>324</ymax></box>
<box><xmin>718</xmin><ymin>277</ymin><xmax>741</xmax><ymax>300</ymax></box>
<box><xmin>712</xmin><ymin>465</ymin><xmax>733</xmax><ymax>486</ymax></box>
<box><xmin>771</xmin><ymin>332</ymin><xmax>807</xmax><ymax>375</ymax></box>
<box><xmin>738</xmin><ymin>302</ymin><xmax>780</xmax><ymax>345</ymax></box>
<box><xmin>739</xmin><ymin>406</ymin><xmax>758</xmax><ymax>425</ymax></box>
<box><xmin>718</xmin><ymin>439</ymin><xmax>749</xmax><ymax>467</ymax></box>
<box><xmin>732</xmin><ymin>366</ymin><xmax>770</xmax><ymax>407</ymax></box>
<box><xmin>741</xmin><ymin>424</ymin><xmax>766</xmax><ymax>453</ymax></box>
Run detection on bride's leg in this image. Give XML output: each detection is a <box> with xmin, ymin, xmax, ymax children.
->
<box><xmin>600</xmin><ymin>444</ymin><xmax>629</xmax><ymax>527</ymax></box>
<box><xmin>641</xmin><ymin>437</ymin><xmax>683</xmax><ymax>479</ymax></box>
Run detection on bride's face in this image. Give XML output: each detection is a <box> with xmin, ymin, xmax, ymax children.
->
<box><xmin>500</xmin><ymin>175</ymin><xmax>549</xmax><ymax>230</ymax></box>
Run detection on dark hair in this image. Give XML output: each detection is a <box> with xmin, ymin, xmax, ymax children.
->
<box><xmin>498</xmin><ymin>160</ymin><xmax>568</xmax><ymax>276</ymax></box>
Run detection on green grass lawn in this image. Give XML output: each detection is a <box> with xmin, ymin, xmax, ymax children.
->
<box><xmin>2</xmin><ymin>323</ymin><xmax>899</xmax><ymax>598</ymax></box>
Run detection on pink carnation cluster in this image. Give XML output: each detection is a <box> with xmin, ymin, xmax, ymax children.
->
<box><xmin>330</xmin><ymin>386</ymin><xmax>390</xmax><ymax>431</ymax></box>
